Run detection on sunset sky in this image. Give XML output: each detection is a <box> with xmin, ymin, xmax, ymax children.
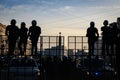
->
<box><xmin>0</xmin><ymin>0</ymin><xmax>120</xmax><ymax>36</ymax></box>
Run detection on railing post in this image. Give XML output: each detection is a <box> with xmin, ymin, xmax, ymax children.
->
<box><xmin>59</xmin><ymin>32</ymin><xmax>62</xmax><ymax>60</ymax></box>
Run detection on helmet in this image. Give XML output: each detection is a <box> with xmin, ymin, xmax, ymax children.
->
<box><xmin>10</xmin><ymin>19</ymin><xmax>16</xmax><ymax>25</ymax></box>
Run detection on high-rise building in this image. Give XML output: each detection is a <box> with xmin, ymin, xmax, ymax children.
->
<box><xmin>0</xmin><ymin>23</ymin><xmax>7</xmax><ymax>55</ymax></box>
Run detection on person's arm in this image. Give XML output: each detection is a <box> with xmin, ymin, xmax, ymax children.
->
<box><xmin>27</xmin><ymin>27</ymin><xmax>31</xmax><ymax>40</ymax></box>
<box><xmin>101</xmin><ymin>27</ymin><xmax>103</xmax><ymax>36</ymax></box>
<box><xmin>37</xmin><ymin>26</ymin><xmax>41</xmax><ymax>37</ymax></box>
<box><xmin>40</xmin><ymin>27</ymin><xmax>41</xmax><ymax>34</ymax></box>
<box><xmin>39</xmin><ymin>27</ymin><xmax>41</xmax><ymax>36</ymax></box>
<box><xmin>86</xmin><ymin>28</ymin><xmax>89</xmax><ymax>37</ymax></box>
<box><xmin>101</xmin><ymin>27</ymin><xmax>104</xmax><ymax>31</ymax></box>
<box><xmin>26</xmin><ymin>28</ymin><xmax>29</xmax><ymax>39</ymax></box>
<box><xmin>28</xmin><ymin>27</ymin><xmax>31</xmax><ymax>37</ymax></box>
<box><xmin>96</xmin><ymin>29</ymin><xmax>99</xmax><ymax>37</ymax></box>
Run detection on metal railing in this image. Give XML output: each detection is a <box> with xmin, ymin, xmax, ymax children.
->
<box><xmin>0</xmin><ymin>35</ymin><xmax>118</xmax><ymax>80</ymax></box>
<box><xmin>0</xmin><ymin>35</ymin><xmax>117</xmax><ymax>66</ymax></box>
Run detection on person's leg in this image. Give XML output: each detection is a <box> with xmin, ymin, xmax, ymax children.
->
<box><xmin>31</xmin><ymin>40</ymin><xmax>34</xmax><ymax>56</ymax></box>
<box><xmin>18</xmin><ymin>41</ymin><xmax>22</xmax><ymax>55</ymax></box>
<box><xmin>106</xmin><ymin>43</ymin><xmax>109</xmax><ymax>56</ymax></box>
<box><xmin>11</xmin><ymin>40</ymin><xmax>17</xmax><ymax>55</ymax></box>
<box><xmin>8</xmin><ymin>41</ymin><xmax>12</xmax><ymax>55</ymax></box>
<box><xmin>110</xmin><ymin>43</ymin><xmax>114</xmax><ymax>54</ymax></box>
<box><xmin>88</xmin><ymin>43</ymin><xmax>91</xmax><ymax>54</ymax></box>
<box><xmin>91</xmin><ymin>43</ymin><xmax>94</xmax><ymax>55</ymax></box>
<box><xmin>31</xmin><ymin>45</ymin><xmax>34</xmax><ymax>56</ymax></box>
<box><xmin>23</xmin><ymin>39</ymin><xmax>28</xmax><ymax>55</ymax></box>
<box><xmin>23</xmin><ymin>43</ymin><xmax>27</xmax><ymax>55</ymax></box>
<box><xmin>33</xmin><ymin>38</ymin><xmax>39</xmax><ymax>55</ymax></box>
<box><xmin>9</xmin><ymin>40</ymin><xmax>16</xmax><ymax>56</ymax></box>
<box><xmin>102</xmin><ymin>41</ymin><xmax>105</xmax><ymax>56</ymax></box>
<box><xmin>35</xmin><ymin>40</ymin><xmax>38</xmax><ymax>55</ymax></box>
<box><xmin>32</xmin><ymin>39</ymin><xmax>38</xmax><ymax>56</ymax></box>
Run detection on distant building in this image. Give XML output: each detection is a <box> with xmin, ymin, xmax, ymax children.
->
<box><xmin>68</xmin><ymin>49</ymin><xmax>88</xmax><ymax>59</ymax></box>
<box><xmin>0</xmin><ymin>23</ymin><xmax>7</xmax><ymax>55</ymax></box>
<box><xmin>0</xmin><ymin>23</ymin><xmax>6</xmax><ymax>40</ymax></box>
<box><xmin>44</xmin><ymin>45</ymin><xmax>65</xmax><ymax>60</ymax></box>
<box><xmin>0</xmin><ymin>23</ymin><xmax>6</xmax><ymax>33</ymax></box>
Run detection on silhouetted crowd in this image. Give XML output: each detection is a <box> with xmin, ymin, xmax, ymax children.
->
<box><xmin>2</xmin><ymin>18</ymin><xmax>120</xmax><ymax>58</ymax></box>
<box><xmin>0</xmin><ymin>17</ymin><xmax>120</xmax><ymax>80</ymax></box>
<box><xmin>86</xmin><ymin>18</ymin><xmax>120</xmax><ymax>72</ymax></box>
<box><xmin>5</xmin><ymin>19</ymin><xmax>41</xmax><ymax>56</ymax></box>
<box><xmin>42</xmin><ymin>56</ymin><xmax>84</xmax><ymax>80</ymax></box>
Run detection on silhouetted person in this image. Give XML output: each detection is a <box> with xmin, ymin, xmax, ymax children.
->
<box><xmin>18</xmin><ymin>22</ymin><xmax>28</xmax><ymax>55</ymax></box>
<box><xmin>86</xmin><ymin>21</ymin><xmax>99</xmax><ymax>55</ymax></box>
<box><xmin>109</xmin><ymin>22</ymin><xmax>118</xmax><ymax>54</ymax></box>
<box><xmin>116</xmin><ymin>17</ymin><xmax>120</xmax><ymax>73</ymax></box>
<box><xmin>5</xmin><ymin>19</ymin><xmax>19</xmax><ymax>56</ymax></box>
<box><xmin>101</xmin><ymin>20</ymin><xmax>110</xmax><ymax>57</ymax></box>
<box><xmin>28</xmin><ymin>20</ymin><xmax>41</xmax><ymax>55</ymax></box>
<box><xmin>116</xmin><ymin>17</ymin><xmax>120</xmax><ymax>55</ymax></box>
<box><xmin>108</xmin><ymin>22</ymin><xmax>119</xmax><ymax>65</ymax></box>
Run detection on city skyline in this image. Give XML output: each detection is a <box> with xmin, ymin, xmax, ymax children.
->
<box><xmin>0</xmin><ymin>0</ymin><xmax>120</xmax><ymax>36</ymax></box>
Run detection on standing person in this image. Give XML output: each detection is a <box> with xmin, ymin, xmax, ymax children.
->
<box><xmin>5</xmin><ymin>19</ymin><xmax>19</xmax><ymax>56</ymax></box>
<box><xmin>28</xmin><ymin>20</ymin><xmax>41</xmax><ymax>56</ymax></box>
<box><xmin>109</xmin><ymin>22</ymin><xmax>118</xmax><ymax>55</ymax></box>
<box><xmin>116</xmin><ymin>17</ymin><xmax>120</xmax><ymax>74</ymax></box>
<box><xmin>116</xmin><ymin>17</ymin><xmax>120</xmax><ymax>55</ymax></box>
<box><xmin>18</xmin><ymin>22</ymin><xmax>28</xmax><ymax>55</ymax></box>
<box><xmin>101</xmin><ymin>20</ymin><xmax>111</xmax><ymax>57</ymax></box>
<box><xmin>108</xmin><ymin>22</ymin><xmax>119</xmax><ymax>65</ymax></box>
<box><xmin>86</xmin><ymin>21</ymin><xmax>99</xmax><ymax>55</ymax></box>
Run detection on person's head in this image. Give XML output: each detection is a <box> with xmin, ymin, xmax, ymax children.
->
<box><xmin>21</xmin><ymin>22</ymin><xmax>26</xmax><ymax>28</ymax></box>
<box><xmin>10</xmin><ymin>19</ymin><xmax>16</xmax><ymax>25</ymax></box>
<box><xmin>31</xmin><ymin>20</ymin><xmax>37</xmax><ymax>26</ymax></box>
<box><xmin>117</xmin><ymin>17</ymin><xmax>120</xmax><ymax>25</ymax></box>
<box><xmin>90</xmin><ymin>21</ymin><xmax>95</xmax><ymax>28</ymax></box>
<box><xmin>109</xmin><ymin>22</ymin><xmax>117</xmax><ymax>29</ymax></box>
<box><xmin>103</xmin><ymin>20</ymin><xmax>108</xmax><ymax>26</ymax></box>
<box><xmin>113</xmin><ymin>22</ymin><xmax>117</xmax><ymax>29</ymax></box>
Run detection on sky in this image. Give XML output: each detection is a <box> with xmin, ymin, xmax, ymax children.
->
<box><xmin>0</xmin><ymin>0</ymin><xmax>120</xmax><ymax>36</ymax></box>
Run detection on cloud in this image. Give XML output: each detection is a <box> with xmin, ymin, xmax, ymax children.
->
<box><xmin>41</xmin><ymin>0</ymin><xmax>54</xmax><ymax>5</ymax></box>
<box><xmin>89</xmin><ymin>5</ymin><xmax>120</xmax><ymax>10</ymax></box>
<box><xmin>0</xmin><ymin>4</ymin><xmax>4</xmax><ymax>9</ymax></box>
<box><xmin>63</xmin><ymin>6</ymin><xmax>73</xmax><ymax>10</ymax></box>
<box><xmin>26</xmin><ymin>0</ymin><xmax>55</xmax><ymax>7</ymax></box>
<box><xmin>0</xmin><ymin>0</ymin><xmax>120</xmax><ymax>36</ymax></box>
<box><xmin>50</xmin><ymin>5</ymin><xmax>74</xmax><ymax>12</ymax></box>
<box><xmin>0</xmin><ymin>4</ymin><xmax>39</xmax><ymax>25</ymax></box>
